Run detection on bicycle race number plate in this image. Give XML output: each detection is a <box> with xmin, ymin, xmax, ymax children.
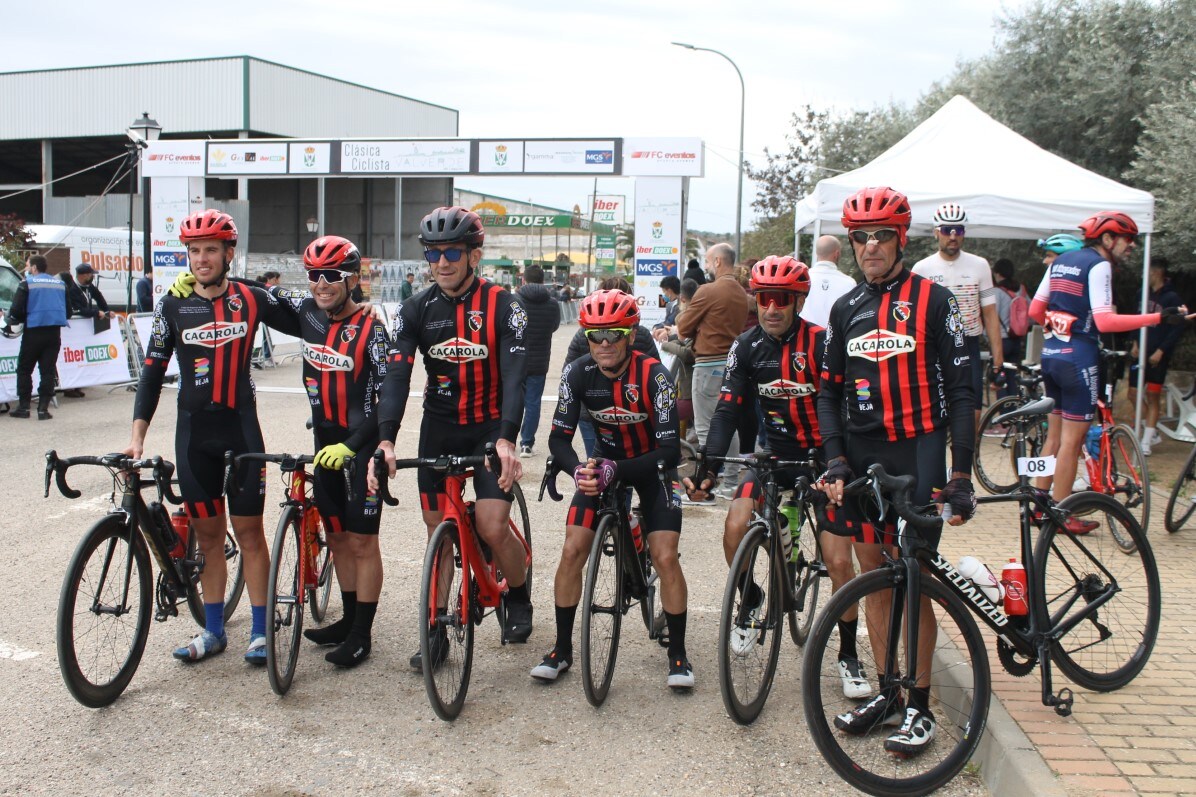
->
<box><xmin>1017</xmin><ymin>455</ymin><xmax>1056</xmax><ymax>477</ymax></box>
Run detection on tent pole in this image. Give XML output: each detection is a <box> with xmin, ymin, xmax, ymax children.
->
<box><xmin>1134</xmin><ymin>233</ymin><xmax>1151</xmax><ymax>438</ymax></box>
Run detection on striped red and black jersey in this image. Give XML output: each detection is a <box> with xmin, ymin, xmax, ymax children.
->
<box><xmin>379</xmin><ymin>278</ymin><xmax>527</xmax><ymax>443</ymax></box>
<box><xmin>133</xmin><ymin>282</ymin><xmax>291</xmax><ymax>422</ymax></box>
<box><xmin>817</xmin><ymin>268</ymin><xmax>975</xmax><ymax>471</ymax></box>
<box><xmin>548</xmin><ymin>350</ymin><xmax>680</xmax><ymax>481</ymax></box>
<box><xmin>707</xmin><ymin>320</ymin><xmax>825</xmax><ymax>463</ymax></box>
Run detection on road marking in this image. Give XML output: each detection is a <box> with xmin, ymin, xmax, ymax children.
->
<box><xmin>0</xmin><ymin>639</ymin><xmax>40</xmax><ymax>661</ymax></box>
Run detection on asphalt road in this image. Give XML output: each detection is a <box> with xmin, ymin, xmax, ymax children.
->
<box><xmin>0</xmin><ymin>326</ymin><xmax>987</xmax><ymax>796</ymax></box>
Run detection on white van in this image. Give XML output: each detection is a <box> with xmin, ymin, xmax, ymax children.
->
<box><xmin>27</xmin><ymin>225</ymin><xmax>145</xmax><ymax>310</ymax></box>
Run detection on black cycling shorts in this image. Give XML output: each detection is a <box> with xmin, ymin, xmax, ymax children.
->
<box><xmin>312</xmin><ymin>427</ymin><xmax>383</xmax><ymax>535</ymax></box>
<box><xmin>176</xmin><ymin>406</ymin><xmax>265</xmax><ymax>519</ymax></box>
<box><xmin>417</xmin><ymin>416</ymin><xmax>511</xmax><ymax>511</ymax></box>
<box><xmin>566</xmin><ymin>470</ymin><xmax>683</xmax><ymax>534</ymax></box>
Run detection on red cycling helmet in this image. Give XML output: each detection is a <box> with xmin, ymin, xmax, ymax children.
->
<box><xmin>304</xmin><ymin>236</ymin><xmax>362</xmax><ymax>272</ymax></box>
<box><xmin>750</xmin><ymin>255</ymin><xmax>811</xmax><ymax>294</ymax></box>
<box><xmin>841</xmin><ymin>186</ymin><xmax>912</xmax><ymax>246</ymax></box>
<box><xmin>419</xmin><ymin>206</ymin><xmax>485</xmax><ymax>247</ymax></box>
<box><xmin>1078</xmin><ymin>211</ymin><xmax>1138</xmax><ymax>240</ymax></box>
<box><xmin>579</xmin><ymin>289</ymin><xmax>640</xmax><ymax>329</ymax></box>
<box><xmin>179</xmin><ymin>209</ymin><xmax>238</xmax><ymax>243</ymax></box>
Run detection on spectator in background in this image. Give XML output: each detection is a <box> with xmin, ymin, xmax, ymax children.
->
<box><xmin>517</xmin><ymin>265</ymin><xmax>561</xmax><ymax>457</ymax></box>
<box><xmin>803</xmin><ymin>235</ymin><xmax>856</xmax><ymax>328</ymax></box>
<box><xmin>136</xmin><ymin>264</ymin><xmax>153</xmax><ymax>312</ymax></box>
<box><xmin>655</xmin><ymin>275</ymin><xmax>681</xmax><ymax>331</ymax></box>
<box><xmin>72</xmin><ymin>264</ymin><xmax>113</xmax><ymax>321</ymax></box>
<box><xmin>991</xmin><ymin>258</ymin><xmax>1029</xmax><ymax>399</ymax></box>
<box><xmin>399</xmin><ymin>271</ymin><xmax>415</xmax><ymax>302</ymax></box>
<box><xmin>683</xmin><ymin>257</ymin><xmax>707</xmax><ymax>286</ymax></box>
<box><xmin>1129</xmin><ymin>257</ymin><xmax>1186</xmax><ymax>455</ymax></box>
<box><xmin>660</xmin><ymin>278</ymin><xmax>700</xmax><ymax>441</ymax></box>
<box><xmin>3</xmin><ymin>255</ymin><xmax>71</xmax><ymax>419</ymax></box>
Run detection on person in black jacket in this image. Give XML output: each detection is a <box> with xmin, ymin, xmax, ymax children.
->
<box><xmin>1129</xmin><ymin>256</ymin><xmax>1187</xmax><ymax>455</ymax></box>
<box><xmin>517</xmin><ymin>264</ymin><xmax>562</xmax><ymax>457</ymax></box>
<box><xmin>683</xmin><ymin>257</ymin><xmax>707</xmax><ymax>286</ymax></box>
<box><xmin>62</xmin><ymin>264</ymin><xmax>115</xmax><ymax>397</ymax></box>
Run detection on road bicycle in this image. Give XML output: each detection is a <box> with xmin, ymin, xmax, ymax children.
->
<box><xmin>49</xmin><ymin>450</ymin><xmax>244</xmax><ymax>707</ymax></box>
<box><xmin>1165</xmin><ymin>438</ymin><xmax>1196</xmax><ymax>533</ymax></box>
<box><xmin>540</xmin><ymin>456</ymin><xmax>670</xmax><ymax>707</ymax></box>
<box><xmin>974</xmin><ymin>361</ymin><xmax>1046</xmax><ymax>494</ymax></box>
<box><xmin>393</xmin><ymin>443</ymin><xmax>532</xmax><ymax>720</ymax></box>
<box><xmin>801</xmin><ymin>396</ymin><xmax>1160</xmax><ymax>796</ymax></box>
<box><xmin>704</xmin><ymin>452</ymin><xmax>826</xmax><ymax>725</ymax></box>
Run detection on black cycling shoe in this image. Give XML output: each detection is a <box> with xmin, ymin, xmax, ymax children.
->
<box><xmin>503</xmin><ymin>599</ymin><xmax>533</xmax><ymax>643</ymax></box>
<box><xmin>409</xmin><ymin>626</ymin><xmax>449</xmax><ymax>670</ymax></box>
<box><xmin>304</xmin><ymin>617</ymin><xmax>352</xmax><ymax>646</ymax></box>
<box><xmin>325</xmin><ymin>634</ymin><xmax>371</xmax><ymax>668</ymax></box>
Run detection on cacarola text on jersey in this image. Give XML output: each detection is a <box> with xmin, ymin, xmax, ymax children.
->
<box><xmin>846</xmin><ymin>329</ymin><xmax>916</xmax><ymax>362</ymax></box>
<box><xmin>757</xmin><ymin>379</ymin><xmax>815</xmax><ymax>398</ymax></box>
<box><xmin>180</xmin><ymin>321</ymin><xmax>248</xmax><ymax>347</ymax></box>
<box><xmin>302</xmin><ymin>342</ymin><xmax>354</xmax><ymax>372</ymax></box>
<box><xmin>429</xmin><ymin>338</ymin><xmax>489</xmax><ymax>363</ymax></box>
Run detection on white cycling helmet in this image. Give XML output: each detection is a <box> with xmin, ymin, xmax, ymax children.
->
<box><xmin>932</xmin><ymin>203</ymin><xmax>968</xmax><ymax>226</ymax></box>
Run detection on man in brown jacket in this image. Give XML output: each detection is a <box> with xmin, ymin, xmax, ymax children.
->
<box><xmin>676</xmin><ymin>242</ymin><xmax>752</xmax><ymax>500</ymax></box>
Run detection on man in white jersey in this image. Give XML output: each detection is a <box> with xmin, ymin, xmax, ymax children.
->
<box><xmin>801</xmin><ymin>235</ymin><xmax>856</xmax><ymax>329</ymax></box>
<box><xmin>912</xmin><ymin>203</ymin><xmax>1003</xmax><ymax>422</ymax></box>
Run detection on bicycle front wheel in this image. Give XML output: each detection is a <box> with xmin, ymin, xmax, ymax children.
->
<box><xmin>420</xmin><ymin>521</ymin><xmax>474</xmax><ymax>720</ymax></box>
<box><xmin>307</xmin><ymin>522</ymin><xmax>334</xmax><ymax>623</ymax></box>
<box><xmin>974</xmin><ymin>395</ymin><xmax>1029</xmax><ymax>494</ymax></box>
<box><xmin>266</xmin><ymin>505</ymin><xmax>304</xmax><ymax>696</ymax></box>
<box><xmin>1035</xmin><ymin>492</ymin><xmax>1160</xmax><ymax>691</ymax></box>
<box><xmin>510</xmin><ymin>482</ymin><xmax>532</xmax><ymax>598</ymax></box>
<box><xmin>802</xmin><ymin>568</ymin><xmax>990</xmax><ymax>797</ymax></box>
<box><xmin>788</xmin><ymin>515</ymin><xmax>823</xmax><ymax>647</ymax></box>
<box><xmin>185</xmin><ymin>519</ymin><xmax>246</xmax><ymax>627</ymax></box>
<box><xmin>580</xmin><ymin>514</ymin><xmax>623</xmax><ymax>707</ymax></box>
<box><xmin>1164</xmin><ymin>442</ymin><xmax>1196</xmax><ymax>533</ymax></box>
<box><xmin>1107</xmin><ymin>424</ymin><xmax>1150</xmax><ymax>542</ymax></box>
<box><xmin>719</xmin><ymin>523</ymin><xmax>783</xmax><ymax>725</ymax></box>
<box><xmin>57</xmin><ymin>515</ymin><xmax>152</xmax><ymax>708</ymax></box>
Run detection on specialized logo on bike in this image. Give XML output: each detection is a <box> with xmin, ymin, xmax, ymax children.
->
<box><xmin>846</xmin><ymin>329</ymin><xmax>916</xmax><ymax>361</ymax></box>
<box><xmin>180</xmin><ymin>321</ymin><xmax>249</xmax><ymax>347</ymax></box>
<box><xmin>429</xmin><ymin>338</ymin><xmax>489</xmax><ymax>363</ymax></box>
<box><xmin>590</xmin><ymin>406</ymin><xmax>649</xmax><ymax>425</ymax></box>
<box><xmin>1043</xmin><ymin>310</ymin><xmax>1078</xmax><ymax>341</ymax></box>
<box><xmin>758</xmin><ymin>378</ymin><xmax>814</xmax><ymax>398</ymax></box>
<box><xmin>303</xmin><ymin>342</ymin><xmax>354</xmax><ymax>371</ymax></box>
<box><xmin>931</xmin><ymin>552</ymin><xmax>1008</xmax><ymax>627</ymax></box>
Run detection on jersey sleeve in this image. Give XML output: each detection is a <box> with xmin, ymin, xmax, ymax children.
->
<box><xmin>705</xmin><ymin>334</ymin><xmax>750</xmax><ymax>469</ymax></box>
<box><xmin>933</xmin><ymin>292</ymin><xmax>976</xmax><ymax>474</ymax></box>
<box><xmin>259</xmin><ymin>286</ymin><xmax>303</xmax><ymax>338</ymax></box>
<box><xmin>816</xmin><ymin>301</ymin><xmax>849</xmax><ymax>462</ymax></box>
<box><xmin>548</xmin><ymin>362</ymin><xmax>585</xmax><ymax>474</ymax></box>
<box><xmin>344</xmin><ymin>320</ymin><xmax>389</xmax><ymax>453</ymax></box>
<box><xmin>1089</xmin><ymin>261</ymin><xmax>1161</xmax><ymax>333</ymax></box>
<box><xmin>977</xmin><ymin>261</ymin><xmax>996</xmax><ymax>308</ymax></box>
<box><xmin>497</xmin><ymin>293</ymin><xmax>529</xmax><ymax>443</ymax></box>
<box><xmin>618</xmin><ymin>360</ymin><xmax>680</xmax><ymax>480</ymax></box>
<box><xmin>377</xmin><ymin>298</ymin><xmax>420</xmax><ymax>442</ymax></box>
<box><xmin>132</xmin><ymin>299</ymin><xmax>176</xmax><ymax>423</ymax></box>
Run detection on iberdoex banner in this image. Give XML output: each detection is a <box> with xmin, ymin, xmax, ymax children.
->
<box><xmin>0</xmin><ymin>319</ymin><xmax>132</xmax><ymax>401</ymax></box>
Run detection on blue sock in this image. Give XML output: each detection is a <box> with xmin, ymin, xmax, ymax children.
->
<box><xmin>205</xmin><ymin>602</ymin><xmax>225</xmax><ymax>638</ymax></box>
<box><xmin>251</xmin><ymin>604</ymin><xmax>266</xmax><ymax>637</ymax></box>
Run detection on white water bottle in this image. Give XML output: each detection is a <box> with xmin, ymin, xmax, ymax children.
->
<box><xmin>957</xmin><ymin>556</ymin><xmax>1005</xmax><ymax>604</ymax></box>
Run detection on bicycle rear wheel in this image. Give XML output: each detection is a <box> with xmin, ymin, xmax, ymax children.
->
<box><xmin>1106</xmin><ymin>424</ymin><xmax>1149</xmax><ymax>542</ymax></box>
<box><xmin>266</xmin><ymin>505</ymin><xmax>304</xmax><ymax>696</ymax></box>
<box><xmin>1164</xmin><ymin>442</ymin><xmax>1196</xmax><ymax>533</ymax></box>
<box><xmin>580</xmin><ymin>515</ymin><xmax>623</xmax><ymax>707</ymax></box>
<box><xmin>719</xmin><ymin>523</ymin><xmax>783</xmax><ymax>725</ymax></box>
<box><xmin>788</xmin><ymin>513</ymin><xmax>823</xmax><ymax>646</ymax></box>
<box><xmin>802</xmin><ymin>567</ymin><xmax>990</xmax><ymax>797</ymax></box>
<box><xmin>1035</xmin><ymin>492</ymin><xmax>1160</xmax><ymax>691</ymax></box>
<box><xmin>307</xmin><ymin>523</ymin><xmax>335</xmax><ymax>623</ymax></box>
<box><xmin>420</xmin><ymin>521</ymin><xmax>474</xmax><ymax>720</ymax></box>
<box><xmin>974</xmin><ymin>395</ymin><xmax>1042</xmax><ymax>494</ymax></box>
<box><xmin>185</xmin><ymin>519</ymin><xmax>246</xmax><ymax>627</ymax></box>
<box><xmin>57</xmin><ymin>515</ymin><xmax>153</xmax><ymax>708</ymax></box>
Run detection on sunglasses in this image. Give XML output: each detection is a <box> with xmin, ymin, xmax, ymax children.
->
<box><xmin>423</xmin><ymin>247</ymin><xmax>470</xmax><ymax>263</ymax></box>
<box><xmin>936</xmin><ymin>225</ymin><xmax>966</xmax><ymax>237</ymax></box>
<box><xmin>307</xmin><ymin>269</ymin><xmax>355</xmax><ymax>284</ymax></box>
<box><xmin>848</xmin><ymin>229</ymin><xmax>900</xmax><ymax>245</ymax></box>
<box><xmin>755</xmin><ymin>291</ymin><xmax>798</xmax><ymax>309</ymax></box>
<box><xmin>584</xmin><ymin>327</ymin><xmax>631</xmax><ymax>344</ymax></box>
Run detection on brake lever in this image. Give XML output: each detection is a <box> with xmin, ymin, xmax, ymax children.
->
<box><xmin>223</xmin><ymin>450</ymin><xmax>240</xmax><ymax>498</ymax></box>
<box><xmin>44</xmin><ymin>450</ymin><xmax>57</xmax><ymax>499</ymax></box>
<box><xmin>371</xmin><ymin>449</ymin><xmax>399</xmax><ymax>506</ymax></box>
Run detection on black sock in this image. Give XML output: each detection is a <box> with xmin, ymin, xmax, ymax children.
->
<box><xmin>837</xmin><ymin>618</ymin><xmax>859</xmax><ymax>661</ymax></box>
<box><xmin>555</xmin><ymin>604</ymin><xmax>577</xmax><ymax>653</ymax></box>
<box><xmin>351</xmin><ymin>600</ymin><xmax>377</xmax><ymax>639</ymax></box>
<box><xmin>303</xmin><ymin>591</ymin><xmax>357</xmax><ymax>645</ymax></box>
<box><xmin>909</xmin><ymin>686</ymin><xmax>931</xmax><ymax>714</ymax></box>
<box><xmin>507</xmin><ymin>581</ymin><xmax>530</xmax><ymax>604</ymax></box>
<box><xmin>879</xmin><ymin>680</ymin><xmax>900</xmax><ymax>706</ymax></box>
<box><xmin>326</xmin><ymin>605</ymin><xmax>374</xmax><ymax>668</ymax></box>
<box><xmin>665</xmin><ymin>610</ymin><xmax>687</xmax><ymax>661</ymax></box>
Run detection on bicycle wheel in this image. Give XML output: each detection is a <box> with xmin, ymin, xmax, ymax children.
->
<box><xmin>307</xmin><ymin>522</ymin><xmax>335</xmax><ymax>623</ymax></box>
<box><xmin>56</xmin><ymin>515</ymin><xmax>152</xmax><ymax>708</ymax></box>
<box><xmin>266</xmin><ymin>505</ymin><xmax>304</xmax><ymax>696</ymax></box>
<box><xmin>580</xmin><ymin>514</ymin><xmax>623</xmax><ymax>707</ymax></box>
<box><xmin>719</xmin><ymin>523</ymin><xmax>783</xmax><ymax>725</ymax></box>
<box><xmin>420</xmin><ymin>521</ymin><xmax>474</xmax><ymax>720</ymax></box>
<box><xmin>1107</xmin><ymin>424</ymin><xmax>1150</xmax><ymax>541</ymax></box>
<box><xmin>1035</xmin><ymin>492</ymin><xmax>1160</xmax><ymax>691</ymax></box>
<box><xmin>788</xmin><ymin>513</ymin><xmax>822</xmax><ymax>646</ymax></box>
<box><xmin>802</xmin><ymin>568</ymin><xmax>990</xmax><ymax>797</ymax></box>
<box><xmin>510</xmin><ymin>482</ymin><xmax>533</xmax><ymax>598</ymax></box>
<box><xmin>974</xmin><ymin>395</ymin><xmax>1027</xmax><ymax>494</ymax></box>
<box><xmin>185</xmin><ymin>519</ymin><xmax>246</xmax><ymax>627</ymax></box>
<box><xmin>1164</xmin><ymin>442</ymin><xmax>1196</xmax><ymax>533</ymax></box>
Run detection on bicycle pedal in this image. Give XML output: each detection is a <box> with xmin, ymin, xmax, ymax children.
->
<box><xmin>1052</xmin><ymin>687</ymin><xmax>1074</xmax><ymax>717</ymax></box>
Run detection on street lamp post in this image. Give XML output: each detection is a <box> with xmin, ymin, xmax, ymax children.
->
<box><xmin>672</xmin><ymin>42</ymin><xmax>745</xmax><ymax>259</ymax></box>
<box><xmin>125</xmin><ymin>113</ymin><xmax>161</xmax><ymax>310</ymax></box>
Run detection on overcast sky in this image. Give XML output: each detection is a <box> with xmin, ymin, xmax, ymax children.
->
<box><xmin>9</xmin><ymin>0</ymin><xmax>1031</xmax><ymax>234</ymax></box>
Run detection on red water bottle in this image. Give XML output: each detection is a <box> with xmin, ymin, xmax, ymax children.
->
<box><xmin>170</xmin><ymin>508</ymin><xmax>189</xmax><ymax>559</ymax></box>
<box><xmin>629</xmin><ymin>512</ymin><xmax>644</xmax><ymax>553</ymax></box>
<box><xmin>1001</xmin><ymin>558</ymin><xmax>1028</xmax><ymax>616</ymax></box>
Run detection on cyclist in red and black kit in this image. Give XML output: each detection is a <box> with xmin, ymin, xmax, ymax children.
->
<box><xmin>529</xmin><ymin>290</ymin><xmax>693</xmax><ymax>689</ymax></box>
<box><xmin>267</xmin><ymin>236</ymin><xmax>390</xmax><ymax>668</ymax></box>
<box><xmin>124</xmin><ymin>209</ymin><xmax>296</xmax><ymax>665</ymax></box>
<box><xmin>818</xmin><ymin>186</ymin><xmax>976</xmax><ymax>756</ymax></box>
<box><xmin>372</xmin><ymin>207</ymin><xmax>531</xmax><ymax>667</ymax></box>
<box><xmin>683</xmin><ymin>256</ymin><xmax>870</xmax><ymax>699</ymax></box>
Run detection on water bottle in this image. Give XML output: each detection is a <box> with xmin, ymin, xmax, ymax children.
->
<box><xmin>777</xmin><ymin>502</ymin><xmax>796</xmax><ymax>563</ymax></box>
<box><xmin>780</xmin><ymin>500</ymin><xmax>801</xmax><ymax>563</ymax></box>
<box><xmin>1085</xmin><ymin>425</ymin><xmax>1102</xmax><ymax>459</ymax></box>
<box><xmin>1001</xmin><ymin>558</ymin><xmax>1029</xmax><ymax>617</ymax></box>
<box><xmin>170</xmin><ymin>508</ymin><xmax>190</xmax><ymax>559</ymax></box>
<box><xmin>629</xmin><ymin>511</ymin><xmax>644</xmax><ymax>554</ymax></box>
<box><xmin>956</xmin><ymin>556</ymin><xmax>1004</xmax><ymax>604</ymax></box>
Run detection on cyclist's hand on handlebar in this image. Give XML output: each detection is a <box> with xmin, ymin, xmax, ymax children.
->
<box><xmin>492</xmin><ymin>439</ymin><xmax>521</xmax><ymax>492</ymax></box>
<box><xmin>368</xmin><ymin>442</ymin><xmax>396</xmax><ymax>494</ymax></box>
<box><xmin>681</xmin><ymin>474</ymin><xmax>715</xmax><ymax>499</ymax></box>
<box><xmin>314</xmin><ymin>442</ymin><xmax>354</xmax><ymax>471</ymax></box>
<box><xmin>819</xmin><ymin>457</ymin><xmax>854</xmax><ymax>506</ymax></box>
<box><xmin>936</xmin><ymin>477</ymin><xmax>977</xmax><ymax>525</ymax></box>
<box><xmin>168</xmin><ymin>271</ymin><xmax>197</xmax><ymax>299</ymax></box>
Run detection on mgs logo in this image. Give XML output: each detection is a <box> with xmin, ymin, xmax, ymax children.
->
<box><xmin>758</xmin><ymin>379</ymin><xmax>814</xmax><ymax>398</ymax></box>
<box><xmin>429</xmin><ymin>338</ymin><xmax>489</xmax><ymax>363</ymax></box>
<box><xmin>847</xmin><ymin>329</ymin><xmax>916</xmax><ymax>362</ymax></box>
<box><xmin>303</xmin><ymin>342</ymin><xmax>354</xmax><ymax>371</ymax></box>
<box><xmin>340</xmin><ymin>324</ymin><xmax>358</xmax><ymax>343</ymax></box>
<box><xmin>467</xmin><ymin>311</ymin><xmax>484</xmax><ymax>332</ymax></box>
<box><xmin>226</xmin><ymin>295</ymin><xmax>243</xmax><ymax>313</ymax></box>
<box><xmin>892</xmin><ymin>301</ymin><xmax>912</xmax><ymax>323</ymax></box>
<box><xmin>591</xmin><ymin>407</ymin><xmax>649</xmax><ymax>425</ymax></box>
<box><xmin>624</xmin><ymin>383</ymin><xmax>640</xmax><ymax>404</ymax></box>
<box><xmin>181</xmin><ymin>321</ymin><xmax>248</xmax><ymax>347</ymax></box>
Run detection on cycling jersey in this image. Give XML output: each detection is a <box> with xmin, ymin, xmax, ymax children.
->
<box><xmin>1031</xmin><ymin>247</ymin><xmax>1109</xmax><ymax>354</ymax></box>
<box><xmin>379</xmin><ymin>277</ymin><xmax>527</xmax><ymax>444</ymax></box>
<box><xmin>911</xmin><ymin>251</ymin><xmax>995</xmax><ymax>338</ymax></box>
<box><xmin>818</xmin><ymin>268</ymin><xmax>974</xmax><ymax>474</ymax></box>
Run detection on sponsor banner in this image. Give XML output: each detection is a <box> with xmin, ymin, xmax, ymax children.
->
<box><xmin>478</xmin><ymin>214</ymin><xmax>581</xmax><ymax>229</ymax></box>
<box><xmin>622</xmin><ymin>137</ymin><xmax>704</xmax><ymax>177</ymax></box>
<box><xmin>206</xmin><ymin>142</ymin><xmax>289</xmax><ymax>175</ymax></box>
<box><xmin>596</xmin><ymin>234</ymin><xmax>616</xmax><ymax>268</ymax></box>
<box><xmin>590</xmin><ymin>194</ymin><xmax>625</xmax><ymax>226</ymax></box>
<box><xmin>339</xmin><ymin>140</ymin><xmax>469</xmax><ymax>174</ymax></box>
<box><xmin>149</xmin><ymin>177</ymin><xmax>193</xmax><ymax>305</ymax></box>
<box><xmin>289</xmin><ymin>142</ymin><xmax>332</xmax><ymax>175</ymax></box>
<box><xmin>523</xmin><ymin>140</ymin><xmax>617</xmax><ymax>174</ymax></box>
<box><xmin>633</xmin><ymin>177</ymin><xmax>685</xmax><ymax>326</ymax></box>
<box><xmin>142</xmin><ymin>141</ymin><xmax>206</xmax><ymax>177</ymax></box>
<box><xmin>634</xmin><ymin>259</ymin><xmax>678</xmax><ymax>278</ymax></box>
<box><xmin>0</xmin><ymin>318</ymin><xmax>131</xmax><ymax>400</ymax></box>
<box><xmin>478</xmin><ymin>141</ymin><xmax>525</xmax><ymax>174</ymax></box>
<box><xmin>129</xmin><ymin>313</ymin><xmax>179</xmax><ymax>377</ymax></box>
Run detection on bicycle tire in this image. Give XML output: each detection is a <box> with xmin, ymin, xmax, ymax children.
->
<box><xmin>1035</xmin><ymin>492</ymin><xmax>1160</xmax><ymax>692</ymax></box>
<box><xmin>788</xmin><ymin>512</ymin><xmax>822</xmax><ymax>646</ymax></box>
<box><xmin>1164</xmin><ymin>442</ymin><xmax>1196</xmax><ymax>533</ymax></box>
<box><xmin>580</xmin><ymin>514</ymin><xmax>623</xmax><ymax>707</ymax></box>
<box><xmin>718</xmin><ymin>523</ymin><xmax>783</xmax><ymax>725</ymax></box>
<box><xmin>307</xmin><ymin>522</ymin><xmax>335</xmax><ymax>623</ymax></box>
<box><xmin>420</xmin><ymin>521</ymin><xmax>474</xmax><ymax>720</ymax></box>
<box><xmin>57</xmin><ymin>514</ymin><xmax>152</xmax><ymax>708</ymax></box>
<box><xmin>802</xmin><ymin>567</ymin><xmax>990</xmax><ymax>797</ymax></box>
<box><xmin>974</xmin><ymin>395</ymin><xmax>1043</xmax><ymax>494</ymax></box>
<box><xmin>185</xmin><ymin>520</ymin><xmax>246</xmax><ymax>627</ymax></box>
<box><xmin>266</xmin><ymin>505</ymin><xmax>304</xmax><ymax>696</ymax></box>
<box><xmin>1107</xmin><ymin>424</ymin><xmax>1150</xmax><ymax>541</ymax></box>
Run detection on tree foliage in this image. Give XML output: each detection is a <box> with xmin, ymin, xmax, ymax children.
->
<box><xmin>0</xmin><ymin>212</ymin><xmax>33</xmax><ymax>269</ymax></box>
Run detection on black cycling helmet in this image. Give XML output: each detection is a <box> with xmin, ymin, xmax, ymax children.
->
<box><xmin>419</xmin><ymin>206</ymin><xmax>485</xmax><ymax>248</ymax></box>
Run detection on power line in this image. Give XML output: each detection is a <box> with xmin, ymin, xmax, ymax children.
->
<box><xmin>0</xmin><ymin>151</ymin><xmax>129</xmax><ymax>202</ymax></box>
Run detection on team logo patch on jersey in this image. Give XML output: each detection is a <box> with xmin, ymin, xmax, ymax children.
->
<box><xmin>508</xmin><ymin>302</ymin><xmax>528</xmax><ymax>339</ymax></box>
<box><xmin>226</xmin><ymin>295</ymin><xmax>243</xmax><ymax>313</ymax></box>
<box><xmin>591</xmin><ymin>406</ymin><xmax>650</xmax><ymax>425</ymax></box>
<box><xmin>303</xmin><ymin>341</ymin><xmax>354</xmax><ymax>371</ymax></box>
<box><xmin>194</xmin><ymin>357</ymin><xmax>210</xmax><ymax>377</ymax></box>
<box><xmin>151</xmin><ymin>313</ymin><xmax>169</xmax><ymax>347</ymax></box>
<box><xmin>181</xmin><ymin>321</ymin><xmax>249</xmax><ymax>347</ymax></box>
<box><xmin>436</xmin><ymin>375</ymin><xmax>452</xmax><ymax>389</ymax></box>
<box><xmin>726</xmin><ymin>341</ymin><xmax>739</xmax><ymax>372</ymax></box>
<box><xmin>892</xmin><ymin>301</ymin><xmax>912</xmax><ymax>323</ymax></box>
<box><xmin>429</xmin><ymin>338</ymin><xmax>489</xmax><ymax>363</ymax></box>
<box><xmin>846</xmin><ymin>329</ymin><xmax>916</xmax><ymax>362</ymax></box>
<box><xmin>558</xmin><ymin>369</ymin><xmax>574</xmax><ymax>412</ymax></box>
<box><xmin>391</xmin><ymin>313</ymin><xmax>404</xmax><ymax>336</ymax></box>
<box><xmin>467</xmin><ymin>311</ymin><xmax>484</xmax><ymax>332</ymax></box>
<box><xmin>758</xmin><ymin>379</ymin><xmax>814</xmax><ymax>398</ymax></box>
<box><xmin>653</xmin><ymin>373</ymin><xmax>675</xmax><ymax>423</ymax></box>
<box><xmin>340</xmin><ymin>324</ymin><xmax>358</xmax><ymax>343</ymax></box>
<box><xmin>624</xmin><ymin>383</ymin><xmax>640</xmax><ymax>404</ymax></box>
<box><xmin>855</xmin><ymin>379</ymin><xmax>872</xmax><ymax>400</ymax></box>
<box><xmin>304</xmin><ymin>377</ymin><xmax>319</xmax><ymax>397</ymax></box>
<box><xmin>766</xmin><ymin>410</ymin><xmax>788</xmax><ymax>429</ymax></box>
<box><xmin>792</xmin><ymin>350</ymin><xmax>807</xmax><ymax>372</ymax></box>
